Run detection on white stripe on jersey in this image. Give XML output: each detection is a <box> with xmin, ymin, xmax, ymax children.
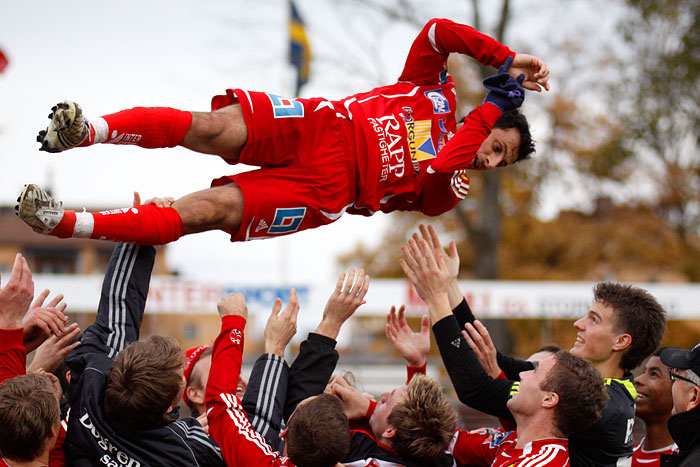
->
<box><xmin>106</xmin><ymin>244</ymin><xmax>138</xmax><ymax>357</ymax></box>
<box><xmin>220</xmin><ymin>392</ymin><xmax>277</xmax><ymax>458</ymax></box>
<box><xmin>428</xmin><ymin>23</ymin><xmax>441</xmax><ymax>53</ymax></box>
<box><xmin>173</xmin><ymin>420</ymin><xmax>223</xmax><ymax>457</ymax></box>
<box><xmin>357</xmin><ymin>86</ymin><xmax>419</xmax><ymax>104</ymax></box>
<box><xmin>519</xmin><ymin>444</ymin><xmax>567</xmax><ymax>467</ymax></box>
<box><xmin>251</xmin><ymin>355</ymin><xmax>283</xmax><ymax>438</ymax></box>
<box><xmin>450</xmin><ymin>171</ymin><xmax>470</xmax><ymax>199</ymax></box>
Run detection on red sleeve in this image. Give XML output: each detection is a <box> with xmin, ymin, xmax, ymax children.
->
<box><xmin>349</xmin><ymin>399</ymin><xmax>377</xmax><ymax>432</ymax></box>
<box><xmin>0</xmin><ymin>328</ymin><xmax>26</xmax><ymax>385</ymax></box>
<box><xmin>452</xmin><ymin>428</ymin><xmax>512</xmax><ymax>466</ymax></box>
<box><xmin>406</xmin><ymin>362</ymin><xmax>427</xmax><ymax>384</ymax></box>
<box><xmin>429</xmin><ymin>102</ymin><xmax>502</xmax><ymax>174</ymax></box>
<box><xmin>417</xmin><ymin>170</ymin><xmax>467</xmax><ymax>216</ymax></box>
<box><xmin>49</xmin><ymin>422</ymin><xmax>67</xmax><ymax>467</ymax></box>
<box><xmin>206</xmin><ymin>315</ymin><xmax>290</xmax><ymax>467</ymax></box>
<box><xmin>399</xmin><ymin>18</ymin><xmax>514</xmax><ymax>85</ymax></box>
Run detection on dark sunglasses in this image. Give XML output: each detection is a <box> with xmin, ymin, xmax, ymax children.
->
<box><xmin>669</xmin><ymin>369</ymin><xmax>700</xmax><ymax>387</ymax></box>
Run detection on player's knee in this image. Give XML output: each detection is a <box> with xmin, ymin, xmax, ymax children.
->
<box><xmin>174</xmin><ymin>184</ymin><xmax>243</xmax><ymax>234</ymax></box>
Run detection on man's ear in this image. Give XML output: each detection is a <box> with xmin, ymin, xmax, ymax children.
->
<box><xmin>688</xmin><ymin>386</ymin><xmax>700</xmax><ymax>412</ymax></box>
<box><xmin>187</xmin><ymin>385</ymin><xmax>205</xmax><ymax>405</ymax></box>
<box><xmin>279</xmin><ymin>426</ymin><xmax>289</xmax><ymax>439</ymax></box>
<box><xmin>382</xmin><ymin>425</ymin><xmax>397</xmax><ymax>440</ymax></box>
<box><xmin>612</xmin><ymin>333</ymin><xmax>632</xmax><ymax>352</ymax></box>
<box><xmin>542</xmin><ymin>391</ymin><xmax>559</xmax><ymax>409</ymax></box>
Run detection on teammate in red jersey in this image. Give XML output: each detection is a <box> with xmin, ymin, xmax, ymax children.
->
<box><xmin>18</xmin><ymin>18</ymin><xmax>549</xmax><ymax>245</ymax></box>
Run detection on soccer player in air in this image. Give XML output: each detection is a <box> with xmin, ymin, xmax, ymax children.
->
<box><xmin>17</xmin><ymin>18</ymin><xmax>549</xmax><ymax>245</ymax></box>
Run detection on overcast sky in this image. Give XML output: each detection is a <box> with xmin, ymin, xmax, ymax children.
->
<box><xmin>0</xmin><ymin>0</ymin><xmax>623</xmax><ymax>286</ymax></box>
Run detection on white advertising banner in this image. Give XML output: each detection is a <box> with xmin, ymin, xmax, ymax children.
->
<box><xmin>31</xmin><ymin>275</ymin><xmax>700</xmax><ymax>320</ymax></box>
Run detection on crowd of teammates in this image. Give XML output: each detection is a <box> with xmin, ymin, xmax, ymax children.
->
<box><xmin>1</xmin><ymin>224</ymin><xmax>700</xmax><ymax>467</ymax></box>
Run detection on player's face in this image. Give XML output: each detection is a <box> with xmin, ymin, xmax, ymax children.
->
<box><xmin>472</xmin><ymin>128</ymin><xmax>520</xmax><ymax>170</ymax></box>
<box><xmin>634</xmin><ymin>356</ymin><xmax>673</xmax><ymax>421</ymax></box>
<box><xmin>369</xmin><ymin>386</ymin><xmax>407</xmax><ymax>440</ymax></box>
<box><xmin>571</xmin><ymin>301</ymin><xmax>622</xmax><ymax>364</ymax></box>
<box><xmin>507</xmin><ymin>355</ymin><xmax>557</xmax><ymax>416</ymax></box>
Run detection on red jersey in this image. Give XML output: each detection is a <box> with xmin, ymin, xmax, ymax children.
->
<box><xmin>206</xmin><ymin>315</ymin><xmax>293</xmax><ymax>467</ymax></box>
<box><xmin>336</xmin><ymin>18</ymin><xmax>513</xmax><ymax>216</ymax></box>
<box><xmin>631</xmin><ymin>438</ymin><xmax>677</xmax><ymax>467</ymax></box>
<box><xmin>452</xmin><ymin>427</ymin><xmax>570</xmax><ymax>467</ymax></box>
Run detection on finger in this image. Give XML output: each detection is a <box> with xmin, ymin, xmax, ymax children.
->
<box><xmin>31</xmin><ymin>289</ymin><xmax>50</xmax><ymax>309</ymax></box>
<box><xmin>286</xmin><ymin>289</ymin><xmax>300</xmax><ymax>322</ymax></box>
<box><xmin>418</xmin><ymin>224</ymin><xmax>430</xmax><ymax>245</ymax></box>
<box><xmin>133</xmin><ymin>191</ymin><xmax>141</xmax><ymax>207</ymax></box>
<box><xmin>398</xmin><ymin>258</ymin><xmax>418</xmax><ymax>284</ymax></box>
<box><xmin>8</xmin><ymin>253</ymin><xmax>23</xmax><ymax>284</ymax></box>
<box><xmin>334</xmin><ymin>272</ymin><xmax>346</xmax><ymax>294</ymax></box>
<box><xmin>344</xmin><ymin>269</ymin><xmax>356</xmax><ymax>294</ymax></box>
<box><xmin>464</xmin><ymin>323</ymin><xmax>485</xmax><ymax>350</ymax></box>
<box><xmin>474</xmin><ymin>320</ymin><xmax>495</xmax><ymax>347</ymax></box>
<box><xmin>418</xmin><ymin>239</ymin><xmax>437</xmax><ymax>269</ymax></box>
<box><xmin>427</xmin><ymin>224</ymin><xmax>441</xmax><ymax>251</ymax></box>
<box><xmin>358</xmin><ymin>274</ymin><xmax>370</xmax><ymax>300</ymax></box>
<box><xmin>401</xmin><ymin>244</ymin><xmax>420</xmax><ymax>272</ymax></box>
<box><xmin>57</xmin><ymin>322</ymin><xmax>80</xmax><ymax>343</ymax></box>
<box><xmin>22</xmin><ymin>256</ymin><xmax>34</xmax><ymax>294</ymax></box>
<box><xmin>270</xmin><ymin>298</ymin><xmax>282</xmax><ymax>318</ymax></box>
<box><xmin>350</xmin><ymin>268</ymin><xmax>364</xmax><ymax>294</ymax></box>
<box><xmin>46</xmin><ymin>293</ymin><xmax>64</xmax><ymax>308</ymax></box>
<box><xmin>448</xmin><ymin>240</ymin><xmax>459</xmax><ymax>261</ymax></box>
<box><xmin>397</xmin><ymin>305</ymin><xmax>407</xmax><ymax>325</ymax></box>
<box><xmin>461</xmin><ymin>330</ymin><xmax>479</xmax><ymax>354</ymax></box>
<box><xmin>420</xmin><ymin>315</ymin><xmax>430</xmax><ymax>334</ymax></box>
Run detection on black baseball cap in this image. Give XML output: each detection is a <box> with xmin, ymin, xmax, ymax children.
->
<box><xmin>660</xmin><ymin>343</ymin><xmax>700</xmax><ymax>375</ymax></box>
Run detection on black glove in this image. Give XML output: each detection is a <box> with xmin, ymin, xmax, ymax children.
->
<box><xmin>483</xmin><ymin>56</ymin><xmax>525</xmax><ymax>112</ymax></box>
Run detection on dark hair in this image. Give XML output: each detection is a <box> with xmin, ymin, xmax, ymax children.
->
<box><xmin>494</xmin><ymin>109</ymin><xmax>534</xmax><ymax>163</ymax></box>
<box><xmin>105</xmin><ymin>335</ymin><xmax>185</xmax><ymax>429</ymax></box>
<box><xmin>0</xmin><ymin>373</ymin><xmax>60</xmax><ymax>462</ymax></box>
<box><xmin>387</xmin><ymin>375</ymin><xmax>457</xmax><ymax>465</ymax></box>
<box><xmin>541</xmin><ymin>351</ymin><xmax>608</xmax><ymax>436</ymax></box>
<box><xmin>594</xmin><ymin>282</ymin><xmax>667</xmax><ymax>371</ymax></box>
<box><xmin>286</xmin><ymin>394</ymin><xmax>350</xmax><ymax>467</ymax></box>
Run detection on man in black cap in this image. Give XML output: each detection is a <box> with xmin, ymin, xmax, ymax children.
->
<box><xmin>659</xmin><ymin>343</ymin><xmax>700</xmax><ymax>466</ymax></box>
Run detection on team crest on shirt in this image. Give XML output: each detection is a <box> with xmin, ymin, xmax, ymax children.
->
<box><xmin>424</xmin><ymin>89</ymin><xmax>450</xmax><ymax>114</ymax></box>
<box><xmin>230</xmin><ymin>329</ymin><xmax>242</xmax><ymax>345</ymax></box>
<box><xmin>267</xmin><ymin>93</ymin><xmax>304</xmax><ymax>118</ymax></box>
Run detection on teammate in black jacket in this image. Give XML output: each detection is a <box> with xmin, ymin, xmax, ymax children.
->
<box><xmin>64</xmin><ymin>243</ymin><xmax>225</xmax><ymax>466</ymax></box>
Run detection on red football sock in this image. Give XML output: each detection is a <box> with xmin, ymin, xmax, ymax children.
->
<box><xmin>82</xmin><ymin>107</ymin><xmax>192</xmax><ymax>149</ymax></box>
<box><xmin>50</xmin><ymin>205</ymin><xmax>185</xmax><ymax>245</ymax></box>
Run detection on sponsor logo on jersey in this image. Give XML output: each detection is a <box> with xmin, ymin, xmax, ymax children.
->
<box><xmin>367</xmin><ymin>115</ymin><xmax>405</xmax><ymax>182</ymax></box>
<box><xmin>108</xmin><ymin>131</ymin><xmax>142</xmax><ymax>145</ymax></box>
<box><xmin>79</xmin><ymin>413</ymin><xmax>142</xmax><ymax>467</ymax></box>
<box><xmin>98</xmin><ymin>208</ymin><xmax>134</xmax><ymax>216</ymax></box>
<box><xmin>424</xmin><ymin>89</ymin><xmax>450</xmax><ymax>114</ymax></box>
<box><xmin>406</xmin><ymin>119</ymin><xmax>436</xmax><ymax>162</ymax></box>
<box><xmin>267</xmin><ymin>93</ymin><xmax>304</xmax><ymax>118</ymax></box>
<box><xmin>269</xmin><ymin>207</ymin><xmax>306</xmax><ymax>234</ymax></box>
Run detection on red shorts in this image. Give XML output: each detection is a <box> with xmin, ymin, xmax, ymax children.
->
<box><xmin>211</xmin><ymin>89</ymin><xmax>358</xmax><ymax>242</ymax></box>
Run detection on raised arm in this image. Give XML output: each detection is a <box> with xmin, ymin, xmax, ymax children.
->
<box><xmin>399</xmin><ymin>18</ymin><xmax>514</xmax><ymax>85</ymax></box>
<box><xmin>400</xmin><ymin>237</ymin><xmax>515</xmax><ymax>421</ymax></box>
<box><xmin>284</xmin><ymin>269</ymin><xmax>369</xmax><ymax>420</ymax></box>
<box><xmin>242</xmin><ymin>290</ymin><xmax>299</xmax><ymax>450</ymax></box>
<box><xmin>206</xmin><ymin>293</ymin><xmax>283</xmax><ymax>467</ymax></box>
<box><xmin>0</xmin><ymin>253</ymin><xmax>34</xmax><ymax>383</ymax></box>
<box><xmin>385</xmin><ymin>305</ymin><xmax>430</xmax><ymax>382</ymax></box>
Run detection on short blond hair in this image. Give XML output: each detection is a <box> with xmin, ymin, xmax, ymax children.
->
<box><xmin>387</xmin><ymin>375</ymin><xmax>457</xmax><ymax>464</ymax></box>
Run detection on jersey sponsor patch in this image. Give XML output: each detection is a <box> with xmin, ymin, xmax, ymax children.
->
<box><xmin>450</xmin><ymin>170</ymin><xmax>470</xmax><ymax>199</ymax></box>
<box><xmin>424</xmin><ymin>89</ymin><xmax>450</xmax><ymax>114</ymax></box>
<box><xmin>406</xmin><ymin>119</ymin><xmax>436</xmax><ymax>162</ymax></box>
<box><xmin>269</xmin><ymin>207</ymin><xmax>306</xmax><ymax>234</ymax></box>
<box><xmin>267</xmin><ymin>93</ymin><xmax>304</xmax><ymax>118</ymax></box>
<box><xmin>230</xmin><ymin>329</ymin><xmax>242</xmax><ymax>345</ymax></box>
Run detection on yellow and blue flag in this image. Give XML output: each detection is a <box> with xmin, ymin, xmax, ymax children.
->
<box><xmin>289</xmin><ymin>0</ymin><xmax>311</xmax><ymax>97</ymax></box>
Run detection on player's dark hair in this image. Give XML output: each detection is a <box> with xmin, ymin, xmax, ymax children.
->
<box><xmin>105</xmin><ymin>335</ymin><xmax>185</xmax><ymax>430</ymax></box>
<box><xmin>0</xmin><ymin>373</ymin><xmax>60</xmax><ymax>462</ymax></box>
<box><xmin>286</xmin><ymin>394</ymin><xmax>350</xmax><ymax>467</ymax></box>
<box><xmin>541</xmin><ymin>351</ymin><xmax>608</xmax><ymax>436</ymax></box>
<box><xmin>594</xmin><ymin>282</ymin><xmax>667</xmax><ymax>372</ymax></box>
<box><xmin>537</xmin><ymin>344</ymin><xmax>563</xmax><ymax>354</ymax></box>
<box><xmin>494</xmin><ymin>109</ymin><xmax>534</xmax><ymax>163</ymax></box>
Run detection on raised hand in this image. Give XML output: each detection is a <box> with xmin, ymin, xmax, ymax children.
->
<box><xmin>329</xmin><ymin>374</ymin><xmax>371</xmax><ymax>421</ymax></box>
<box><xmin>386</xmin><ymin>305</ymin><xmax>430</xmax><ymax>367</ymax></box>
<box><xmin>0</xmin><ymin>253</ymin><xmax>35</xmax><ymax>330</ymax></box>
<box><xmin>264</xmin><ymin>289</ymin><xmax>299</xmax><ymax>356</ymax></box>
<box><xmin>315</xmin><ymin>268</ymin><xmax>370</xmax><ymax>340</ymax></box>
<box><xmin>217</xmin><ymin>293</ymin><xmax>248</xmax><ymax>320</ymax></box>
<box><xmin>23</xmin><ymin>289</ymin><xmax>69</xmax><ymax>352</ymax></box>
<box><xmin>462</xmin><ymin>320</ymin><xmax>501</xmax><ymax>378</ymax></box>
<box><xmin>26</xmin><ymin>322</ymin><xmax>81</xmax><ymax>373</ymax></box>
